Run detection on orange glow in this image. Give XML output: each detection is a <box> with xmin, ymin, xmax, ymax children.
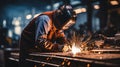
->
<box><xmin>74</xmin><ymin>8</ymin><xmax>82</xmax><ymax>14</ymax></box>
<box><xmin>94</xmin><ymin>5</ymin><xmax>100</xmax><ymax>9</ymax></box>
<box><xmin>71</xmin><ymin>43</ymin><xmax>81</xmax><ymax>55</ymax></box>
<box><xmin>110</xmin><ymin>0</ymin><xmax>119</xmax><ymax>5</ymax></box>
<box><xmin>81</xmin><ymin>8</ymin><xmax>86</xmax><ymax>12</ymax></box>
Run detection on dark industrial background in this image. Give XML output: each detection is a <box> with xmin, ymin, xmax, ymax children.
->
<box><xmin>0</xmin><ymin>0</ymin><xmax>120</xmax><ymax>67</ymax></box>
<box><xmin>0</xmin><ymin>0</ymin><xmax>120</xmax><ymax>48</ymax></box>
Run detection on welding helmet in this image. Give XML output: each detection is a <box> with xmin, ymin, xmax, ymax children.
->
<box><xmin>54</xmin><ymin>4</ymin><xmax>77</xmax><ymax>30</ymax></box>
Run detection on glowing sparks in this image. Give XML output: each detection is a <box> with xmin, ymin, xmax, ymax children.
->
<box><xmin>71</xmin><ymin>43</ymin><xmax>81</xmax><ymax>55</ymax></box>
<box><xmin>63</xmin><ymin>31</ymin><xmax>92</xmax><ymax>55</ymax></box>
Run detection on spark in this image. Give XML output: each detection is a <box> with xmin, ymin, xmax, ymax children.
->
<box><xmin>71</xmin><ymin>43</ymin><xmax>81</xmax><ymax>55</ymax></box>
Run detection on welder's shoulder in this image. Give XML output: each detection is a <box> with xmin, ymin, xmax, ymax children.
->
<box><xmin>35</xmin><ymin>14</ymin><xmax>51</xmax><ymax>26</ymax></box>
<box><xmin>37</xmin><ymin>14</ymin><xmax>50</xmax><ymax>21</ymax></box>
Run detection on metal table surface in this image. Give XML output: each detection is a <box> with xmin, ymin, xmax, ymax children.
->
<box><xmin>26</xmin><ymin>49</ymin><xmax>120</xmax><ymax>67</ymax></box>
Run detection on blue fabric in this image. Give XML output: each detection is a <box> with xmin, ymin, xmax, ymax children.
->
<box><xmin>35</xmin><ymin>15</ymin><xmax>51</xmax><ymax>41</ymax></box>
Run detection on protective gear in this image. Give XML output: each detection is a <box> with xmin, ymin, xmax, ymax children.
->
<box><xmin>54</xmin><ymin>4</ymin><xmax>77</xmax><ymax>30</ymax></box>
<box><xmin>62</xmin><ymin>44</ymin><xmax>71</xmax><ymax>52</ymax></box>
<box><xmin>36</xmin><ymin>37</ymin><xmax>65</xmax><ymax>52</ymax></box>
<box><xmin>19</xmin><ymin>11</ymin><xmax>67</xmax><ymax>67</ymax></box>
<box><xmin>19</xmin><ymin>4</ymin><xmax>76</xmax><ymax>67</ymax></box>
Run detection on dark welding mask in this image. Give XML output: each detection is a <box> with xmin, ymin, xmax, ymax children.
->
<box><xmin>54</xmin><ymin>4</ymin><xmax>77</xmax><ymax>30</ymax></box>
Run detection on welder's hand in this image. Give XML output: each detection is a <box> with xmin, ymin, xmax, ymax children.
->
<box><xmin>62</xmin><ymin>44</ymin><xmax>71</xmax><ymax>52</ymax></box>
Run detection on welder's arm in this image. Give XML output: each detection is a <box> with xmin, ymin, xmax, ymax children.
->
<box><xmin>36</xmin><ymin>38</ymin><xmax>64</xmax><ymax>52</ymax></box>
<box><xmin>35</xmin><ymin>15</ymin><xmax>63</xmax><ymax>52</ymax></box>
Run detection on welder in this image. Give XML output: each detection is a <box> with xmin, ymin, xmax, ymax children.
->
<box><xmin>19</xmin><ymin>4</ymin><xmax>77</xmax><ymax>67</ymax></box>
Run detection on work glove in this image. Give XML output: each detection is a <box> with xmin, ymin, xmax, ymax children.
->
<box><xmin>62</xmin><ymin>44</ymin><xmax>71</xmax><ymax>52</ymax></box>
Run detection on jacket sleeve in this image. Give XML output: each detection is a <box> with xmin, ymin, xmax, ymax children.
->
<box><xmin>35</xmin><ymin>15</ymin><xmax>63</xmax><ymax>52</ymax></box>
